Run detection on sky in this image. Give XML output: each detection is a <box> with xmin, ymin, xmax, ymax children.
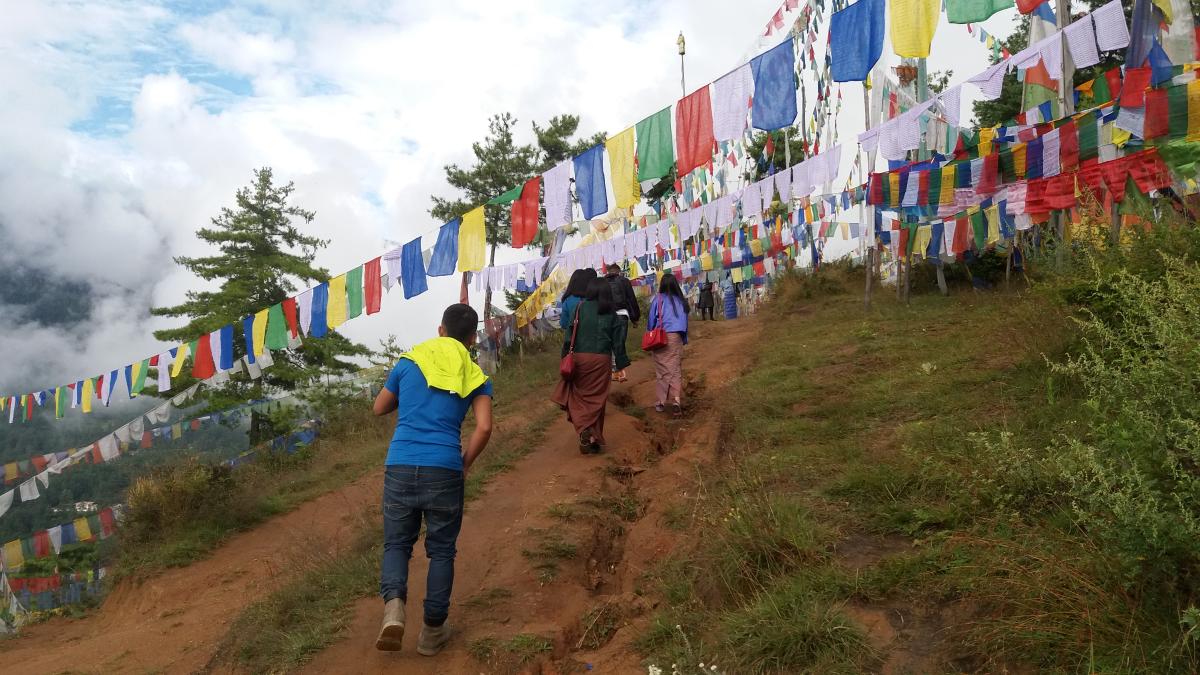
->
<box><xmin>0</xmin><ymin>0</ymin><xmax>1022</xmax><ymax>395</ymax></box>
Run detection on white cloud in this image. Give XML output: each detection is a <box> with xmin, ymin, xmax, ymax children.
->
<box><xmin>0</xmin><ymin>0</ymin><xmax>1021</xmax><ymax>396</ymax></box>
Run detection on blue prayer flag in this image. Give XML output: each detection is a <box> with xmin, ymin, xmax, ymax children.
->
<box><xmin>241</xmin><ymin>318</ymin><xmax>256</xmax><ymax>364</ymax></box>
<box><xmin>751</xmin><ymin>39</ymin><xmax>798</xmax><ymax>130</ymax></box>
<box><xmin>573</xmin><ymin>145</ymin><xmax>608</xmax><ymax>219</ymax></box>
<box><xmin>401</xmin><ymin>237</ymin><xmax>428</xmax><ymax>299</ymax></box>
<box><xmin>310</xmin><ymin>284</ymin><xmax>329</xmax><ymax>338</ymax></box>
<box><xmin>218</xmin><ymin>325</ymin><xmax>234</xmax><ymax>370</ymax></box>
<box><xmin>928</xmin><ymin>222</ymin><xmax>944</xmax><ymax>258</ymax></box>
<box><xmin>830</xmin><ymin>0</ymin><xmax>884</xmax><ymax>83</ymax></box>
<box><xmin>427</xmin><ymin>218</ymin><xmax>460</xmax><ymax>277</ymax></box>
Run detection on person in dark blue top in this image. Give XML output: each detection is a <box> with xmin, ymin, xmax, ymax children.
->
<box><xmin>371</xmin><ymin>303</ymin><xmax>493</xmax><ymax>656</ymax></box>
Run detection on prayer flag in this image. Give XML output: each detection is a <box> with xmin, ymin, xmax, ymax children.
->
<box><xmin>751</xmin><ymin>39</ymin><xmax>799</xmax><ymax>130</ymax></box>
<box><xmin>486</xmin><ymin>184</ymin><xmax>522</xmax><ymax>206</ymax></box>
<box><xmin>363</xmin><ymin>258</ymin><xmax>383</xmax><ymax>314</ymax></box>
<box><xmin>891</xmin><ymin>0</ymin><xmax>940</xmax><ymax>57</ymax></box>
<box><xmin>607</xmin><ymin>128</ymin><xmax>640</xmax><ymax>208</ymax></box>
<box><xmin>346</xmin><ymin>265</ymin><xmax>364</xmax><ymax>319</ymax></box>
<box><xmin>250</xmin><ymin>308</ymin><xmax>269</xmax><ymax>355</ymax></box>
<box><xmin>635</xmin><ymin>107</ymin><xmax>675</xmax><ymax>180</ymax></box>
<box><xmin>712</xmin><ymin>64</ymin><xmax>753</xmax><ymax>141</ymax></box>
<box><xmin>427</xmin><ymin>220</ymin><xmax>459</xmax><ymax>277</ymax></box>
<box><xmin>326</xmin><ymin>274</ymin><xmax>348</xmax><ymax>330</ymax></box>
<box><xmin>676</xmin><ymin>87</ymin><xmax>716</xmax><ymax>174</ymax></box>
<box><xmin>309</xmin><ymin>284</ymin><xmax>329</xmax><ymax>339</ymax></box>
<box><xmin>947</xmin><ymin>0</ymin><xmax>1013</xmax><ymax>23</ymax></box>
<box><xmin>574</xmin><ymin>145</ymin><xmax>608</xmax><ymax>219</ymax></box>
<box><xmin>401</xmin><ymin>237</ymin><xmax>428</xmax><ymax>299</ymax></box>
<box><xmin>265</xmin><ymin>303</ymin><xmax>289</xmax><ymax>351</ymax></box>
<box><xmin>457</xmin><ymin>207</ymin><xmax>486</xmax><ymax>272</ymax></box>
<box><xmin>511</xmin><ymin>176</ymin><xmax>541</xmax><ymax>248</ymax></box>
<box><xmin>282</xmin><ymin>298</ymin><xmax>300</xmax><ymax>337</ymax></box>
<box><xmin>830</xmin><ymin>0</ymin><xmax>884</xmax><ymax>82</ymax></box>
<box><xmin>242</xmin><ymin>316</ymin><xmax>257</xmax><ymax>363</ymax></box>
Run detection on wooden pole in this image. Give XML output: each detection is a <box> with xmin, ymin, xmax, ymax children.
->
<box><xmin>862</xmin><ymin>85</ymin><xmax>874</xmax><ymax>310</ymax></box>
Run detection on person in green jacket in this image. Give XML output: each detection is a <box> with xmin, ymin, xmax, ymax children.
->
<box><xmin>551</xmin><ymin>277</ymin><xmax>620</xmax><ymax>454</ymax></box>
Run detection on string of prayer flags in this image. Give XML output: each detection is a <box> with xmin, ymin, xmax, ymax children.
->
<box><xmin>890</xmin><ymin>0</ymin><xmax>939</xmax><ymax>57</ymax></box>
<box><xmin>830</xmin><ymin>0</ymin><xmax>884</xmax><ymax>83</ymax></box>
<box><xmin>400</xmin><ymin>237</ymin><xmax>428</xmax><ymax>299</ymax></box>
<box><xmin>635</xmin><ymin>107</ymin><xmax>674</xmax><ymax>181</ymax></box>
<box><xmin>574</xmin><ymin>144</ymin><xmax>609</xmax><ymax>219</ymax></box>
<box><xmin>751</xmin><ymin>39</ymin><xmax>799</xmax><ymax>130</ymax></box>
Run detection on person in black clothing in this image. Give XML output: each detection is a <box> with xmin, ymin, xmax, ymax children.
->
<box><xmin>605</xmin><ymin>263</ymin><xmax>640</xmax><ymax>383</ymax></box>
<box><xmin>697</xmin><ymin>282</ymin><xmax>716</xmax><ymax>321</ymax></box>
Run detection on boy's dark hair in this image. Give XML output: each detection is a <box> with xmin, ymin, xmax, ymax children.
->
<box><xmin>606</xmin><ymin>263</ymin><xmax>621</xmax><ymax>274</ymax></box>
<box><xmin>441</xmin><ymin>303</ymin><xmax>478</xmax><ymax>343</ymax></box>
<box><xmin>586</xmin><ymin>277</ymin><xmax>615</xmax><ymax>315</ymax></box>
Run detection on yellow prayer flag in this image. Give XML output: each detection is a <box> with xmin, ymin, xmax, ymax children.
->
<box><xmin>701</xmin><ymin>254</ymin><xmax>714</xmax><ymax>271</ymax></box>
<box><xmin>74</xmin><ymin>517</ymin><xmax>92</xmax><ymax>541</ymax></box>
<box><xmin>81</xmin><ymin>377</ymin><xmax>93</xmax><ymax>414</ymax></box>
<box><xmin>169</xmin><ymin>344</ymin><xmax>188</xmax><ymax>378</ymax></box>
<box><xmin>3</xmin><ymin>462</ymin><xmax>16</xmax><ymax>482</ymax></box>
<box><xmin>3</xmin><ymin>540</ymin><xmax>23</xmax><ymax>569</ymax></box>
<box><xmin>890</xmin><ymin>0</ymin><xmax>939</xmax><ymax>58</ymax></box>
<box><xmin>1013</xmin><ymin>143</ymin><xmax>1027</xmax><ymax>177</ymax></box>
<box><xmin>888</xmin><ymin>173</ymin><xmax>901</xmax><ymax>204</ymax></box>
<box><xmin>979</xmin><ymin>128</ymin><xmax>995</xmax><ymax>157</ymax></box>
<box><xmin>840</xmin><ymin>223</ymin><xmax>850</xmax><ymax>240</ymax></box>
<box><xmin>326</xmin><ymin>274</ymin><xmax>348</xmax><ymax>330</ymax></box>
<box><xmin>252</xmin><ymin>309</ymin><xmax>269</xmax><ymax>356</ymax></box>
<box><xmin>913</xmin><ymin>225</ymin><xmax>932</xmax><ymax>258</ymax></box>
<box><xmin>1152</xmin><ymin>0</ymin><xmax>1173</xmax><ymax>23</ymax></box>
<box><xmin>940</xmin><ymin>165</ymin><xmax>956</xmax><ymax>205</ymax></box>
<box><xmin>457</xmin><ymin>206</ymin><xmax>486</xmax><ymax>272</ymax></box>
<box><xmin>750</xmin><ymin>239</ymin><xmax>764</xmax><ymax>257</ymax></box>
<box><xmin>1187</xmin><ymin>79</ymin><xmax>1200</xmax><ymax>141</ymax></box>
<box><xmin>1112</xmin><ymin>126</ymin><xmax>1132</xmax><ymax>147</ymax></box>
<box><xmin>731</xmin><ymin>267</ymin><xmax>743</xmax><ymax>283</ymax></box>
<box><xmin>986</xmin><ymin>205</ymin><xmax>1001</xmax><ymax>246</ymax></box>
<box><xmin>606</xmin><ymin>128</ymin><xmax>640</xmax><ymax>209</ymax></box>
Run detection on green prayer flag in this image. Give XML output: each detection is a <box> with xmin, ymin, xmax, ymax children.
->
<box><xmin>87</xmin><ymin>514</ymin><xmax>102</xmax><ymax>538</ymax></box>
<box><xmin>131</xmin><ymin>358</ymin><xmax>150</xmax><ymax>396</ymax></box>
<box><xmin>998</xmin><ymin>149</ymin><xmax>1016</xmax><ymax>183</ymax></box>
<box><xmin>346</xmin><ymin>265</ymin><xmax>364</xmax><ymax>319</ymax></box>
<box><xmin>944</xmin><ymin>0</ymin><xmax>1013</xmax><ymax>23</ymax></box>
<box><xmin>1078</xmin><ymin>114</ymin><xmax>1099</xmax><ymax>162</ymax></box>
<box><xmin>636</xmin><ymin>107</ymin><xmax>675</xmax><ymax>180</ymax></box>
<box><xmin>187</xmin><ymin>340</ymin><xmax>199</xmax><ymax>365</ymax></box>
<box><xmin>970</xmin><ymin>210</ymin><xmax>987</xmax><ymax>251</ymax></box>
<box><xmin>486</xmin><ymin>184</ymin><xmax>523</xmax><ymax>206</ymax></box>
<box><xmin>905</xmin><ymin>223</ymin><xmax>919</xmax><ymax>255</ymax></box>
<box><xmin>927</xmin><ymin>168</ymin><xmax>941</xmax><ymax>205</ymax></box>
<box><xmin>265</xmin><ymin>303</ymin><xmax>289</xmax><ymax>351</ymax></box>
<box><xmin>1091</xmin><ymin>76</ymin><xmax>1111</xmax><ymax>105</ymax></box>
<box><xmin>1168</xmin><ymin>84</ymin><xmax>1189</xmax><ymax>140</ymax></box>
<box><xmin>55</xmin><ymin>386</ymin><xmax>67</xmax><ymax>419</ymax></box>
<box><xmin>1158</xmin><ymin>140</ymin><xmax>1200</xmax><ymax>175</ymax></box>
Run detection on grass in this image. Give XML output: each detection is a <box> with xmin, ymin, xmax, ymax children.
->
<box><xmin>210</xmin><ymin>336</ymin><xmax>567</xmax><ymax>672</ymax></box>
<box><xmin>634</xmin><ymin>266</ymin><xmax>1092</xmax><ymax>673</ymax></box>
<box><xmin>464</xmin><ymin>586</ymin><xmax>513</xmax><ymax>609</ymax></box>
<box><xmin>521</xmin><ymin>527</ymin><xmax>577</xmax><ymax>583</ymax></box>
<box><xmin>467</xmin><ymin>633</ymin><xmax>553</xmax><ymax>668</ymax></box>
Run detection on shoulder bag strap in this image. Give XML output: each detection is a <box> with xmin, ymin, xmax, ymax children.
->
<box><xmin>568</xmin><ymin>304</ymin><xmax>582</xmax><ymax>354</ymax></box>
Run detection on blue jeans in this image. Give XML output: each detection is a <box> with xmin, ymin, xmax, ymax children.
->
<box><xmin>380</xmin><ymin>465</ymin><xmax>464</xmax><ymax>625</ymax></box>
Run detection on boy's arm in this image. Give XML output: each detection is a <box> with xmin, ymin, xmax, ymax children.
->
<box><xmin>462</xmin><ymin>394</ymin><xmax>493</xmax><ymax>472</ymax></box>
<box><xmin>373</xmin><ymin>388</ymin><xmax>398</xmax><ymax>416</ymax></box>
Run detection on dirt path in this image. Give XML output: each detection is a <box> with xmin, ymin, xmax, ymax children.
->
<box><xmin>299</xmin><ymin>313</ymin><xmax>765</xmax><ymax>674</ymax></box>
<box><xmin>0</xmin><ymin>312</ymin><xmax>765</xmax><ymax>675</ymax></box>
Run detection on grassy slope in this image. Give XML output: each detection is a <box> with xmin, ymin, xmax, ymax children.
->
<box><xmin>634</xmin><ymin>267</ymin><xmax>1178</xmax><ymax>673</ymax></box>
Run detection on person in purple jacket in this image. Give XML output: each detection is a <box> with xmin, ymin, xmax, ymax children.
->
<box><xmin>646</xmin><ymin>273</ymin><xmax>690</xmax><ymax>416</ymax></box>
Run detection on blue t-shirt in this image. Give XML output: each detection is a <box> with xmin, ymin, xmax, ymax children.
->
<box><xmin>384</xmin><ymin>360</ymin><xmax>493</xmax><ymax>471</ymax></box>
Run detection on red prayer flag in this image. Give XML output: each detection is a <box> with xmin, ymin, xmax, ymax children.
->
<box><xmin>978</xmin><ymin>154</ymin><xmax>999</xmax><ymax>195</ymax></box>
<box><xmin>772</xmin><ymin>8</ymin><xmax>785</xmax><ymax>28</ymax></box>
<box><xmin>917</xmin><ymin>171</ymin><xmax>930</xmax><ymax>205</ymax></box>
<box><xmin>1143</xmin><ymin>88</ymin><xmax>1169</xmax><ymax>139</ymax></box>
<box><xmin>1121</xmin><ymin>67</ymin><xmax>1151</xmax><ymax>107</ymax></box>
<box><xmin>31</xmin><ymin>456</ymin><xmax>47</xmax><ymax>472</ymax></box>
<box><xmin>91</xmin><ymin>443</ymin><xmax>103</xmax><ymax>464</ymax></box>
<box><xmin>510</xmin><ymin>176</ymin><xmax>541</xmax><ymax>249</ymax></box>
<box><xmin>191</xmin><ymin>333</ymin><xmax>215</xmax><ymax>380</ymax></box>
<box><xmin>33</xmin><ymin>531</ymin><xmax>50</xmax><ymax>558</ymax></box>
<box><xmin>363</xmin><ymin>257</ymin><xmax>382</xmax><ymax>315</ymax></box>
<box><xmin>99</xmin><ymin>508</ymin><xmax>117</xmax><ymax>537</ymax></box>
<box><xmin>1059</xmin><ymin>120</ymin><xmax>1079</xmax><ymax>171</ymax></box>
<box><xmin>459</xmin><ymin>273</ymin><xmax>469</xmax><ymax>304</ymax></box>
<box><xmin>897</xmin><ymin>226</ymin><xmax>909</xmax><ymax>258</ymax></box>
<box><xmin>282</xmin><ymin>297</ymin><xmax>300</xmax><ymax>336</ymax></box>
<box><xmin>675</xmin><ymin>87</ymin><xmax>716</xmax><ymax>176</ymax></box>
<box><xmin>141</xmin><ymin>431</ymin><xmax>152</xmax><ymax>450</ymax></box>
<box><xmin>1024</xmin><ymin>61</ymin><xmax>1058</xmax><ymax>91</ymax></box>
<box><xmin>190</xmin><ymin>419</ymin><xmax>201</xmax><ymax>431</ymax></box>
<box><xmin>1016</xmin><ymin>0</ymin><xmax>1048</xmax><ymax>13</ymax></box>
<box><xmin>1104</xmin><ymin>68</ymin><xmax>1123</xmax><ymax>103</ymax></box>
<box><xmin>953</xmin><ymin>217</ymin><xmax>971</xmax><ymax>254</ymax></box>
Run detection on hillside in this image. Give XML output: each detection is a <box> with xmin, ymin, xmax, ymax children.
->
<box><xmin>3</xmin><ymin>259</ymin><xmax>1199</xmax><ymax>673</ymax></box>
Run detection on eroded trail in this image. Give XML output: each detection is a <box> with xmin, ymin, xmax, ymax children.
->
<box><xmin>299</xmin><ymin>313</ymin><xmax>765</xmax><ymax>675</ymax></box>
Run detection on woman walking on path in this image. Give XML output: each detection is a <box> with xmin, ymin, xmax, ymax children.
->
<box><xmin>697</xmin><ymin>281</ymin><xmax>716</xmax><ymax>321</ymax></box>
<box><xmin>722</xmin><ymin>277</ymin><xmax>738</xmax><ymax>320</ymax></box>
<box><xmin>647</xmin><ymin>273</ymin><xmax>690</xmax><ymax>417</ymax></box>
<box><xmin>552</xmin><ymin>277</ymin><xmax>620</xmax><ymax>454</ymax></box>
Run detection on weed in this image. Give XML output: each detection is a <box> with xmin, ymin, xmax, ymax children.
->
<box><xmin>464</xmin><ymin>587</ymin><xmax>513</xmax><ymax>609</ymax></box>
<box><xmin>582</xmin><ymin>493</ymin><xmax>644</xmax><ymax>522</ymax></box>
<box><xmin>577</xmin><ymin>602</ymin><xmax>622</xmax><ymax>650</ymax></box>
<box><xmin>468</xmin><ymin>633</ymin><xmax>552</xmax><ymax>667</ymax></box>
<box><xmin>546</xmin><ymin>503</ymin><xmax>576</xmax><ymax>521</ymax></box>
<box><xmin>522</xmin><ymin>527</ymin><xmax>577</xmax><ymax>582</ymax></box>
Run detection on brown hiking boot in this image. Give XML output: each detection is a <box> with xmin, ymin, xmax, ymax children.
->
<box><xmin>417</xmin><ymin>620</ymin><xmax>451</xmax><ymax>656</ymax></box>
<box><xmin>375</xmin><ymin>598</ymin><xmax>405</xmax><ymax>651</ymax></box>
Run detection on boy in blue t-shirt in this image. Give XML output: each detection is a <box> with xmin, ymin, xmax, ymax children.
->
<box><xmin>371</xmin><ymin>304</ymin><xmax>493</xmax><ymax>655</ymax></box>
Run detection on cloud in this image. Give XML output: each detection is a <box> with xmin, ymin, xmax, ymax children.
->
<box><xmin>0</xmin><ymin>0</ymin><xmax>1018</xmax><ymax>397</ymax></box>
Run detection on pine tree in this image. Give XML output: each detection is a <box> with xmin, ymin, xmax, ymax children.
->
<box><xmin>151</xmin><ymin>168</ymin><xmax>370</xmax><ymax>413</ymax></box>
<box><xmin>430</xmin><ymin>113</ymin><xmax>604</xmax><ymax>317</ymax></box>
